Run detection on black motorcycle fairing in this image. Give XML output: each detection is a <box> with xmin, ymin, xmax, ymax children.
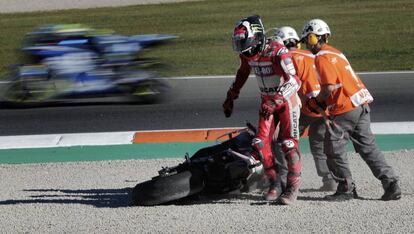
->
<box><xmin>131</xmin><ymin>128</ymin><xmax>261</xmax><ymax>206</ymax></box>
<box><xmin>203</xmin><ymin>153</ymin><xmax>250</xmax><ymax>194</ymax></box>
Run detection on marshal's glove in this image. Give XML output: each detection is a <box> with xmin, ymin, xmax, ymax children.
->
<box><xmin>222</xmin><ymin>88</ymin><xmax>239</xmax><ymax>118</ymax></box>
<box><xmin>306</xmin><ymin>97</ymin><xmax>327</xmax><ymax>114</ymax></box>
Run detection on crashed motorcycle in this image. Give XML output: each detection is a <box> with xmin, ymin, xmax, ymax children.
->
<box><xmin>131</xmin><ymin>124</ymin><xmax>266</xmax><ymax>206</ymax></box>
<box><xmin>0</xmin><ymin>24</ymin><xmax>175</xmax><ymax>107</ymax></box>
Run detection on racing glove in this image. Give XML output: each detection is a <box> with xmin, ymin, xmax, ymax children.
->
<box><xmin>222</xmin><ymin>88</ymin><xmax>239</xmax><ymax>118</ymax></box>
<box><xmin>223</xmin><ymin>98</ymin><xmax>234</xmax><ymax>118</ymax></box>
<box><xmin>260</xmin><ymin>94</ymin><xmax>285</xmax><ymax>120</ymax></box>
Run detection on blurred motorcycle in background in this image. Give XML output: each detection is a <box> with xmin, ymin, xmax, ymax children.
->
<box><xmin>0</xmin><ymin>24</ymin><xmax>176</xmax><ymax>107</ymax></box>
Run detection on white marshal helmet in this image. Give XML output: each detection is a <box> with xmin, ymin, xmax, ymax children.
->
<box><xmin>301</xmin><ymin>19</ymin><xmax>331</xmax><ymax>39</ymax></box>
<box><xmin>274</xmin><ymin>26</ymin><xmax>300</xmax><ymax>43</ymax></box>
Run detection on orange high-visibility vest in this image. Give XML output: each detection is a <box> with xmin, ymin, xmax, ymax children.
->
<box><xmin>291</xmin><ymin>49</ymin><xmax>321</xmax><ymax>117</ymax></box>
<box><xmin>315</xmin><ymin>44</ymin><xmax>373</xmax><ymax>115</ymax></box>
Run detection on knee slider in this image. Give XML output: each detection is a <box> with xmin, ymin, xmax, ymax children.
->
<box><xmin>281</xmin><ymin>140</ymin><xmax>300</xmax><ymax>165</ymax></box>
<box><xmin>281</xmin><ymin>139</ymin><xmax>297</xmax><ymax>153</ymax></box>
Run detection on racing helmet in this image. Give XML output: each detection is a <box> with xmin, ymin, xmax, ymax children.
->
<box><xmin>274</xmin><ymin>26</ymin><xmax>300</xmax><ymax>48</ymax></box>
<box><xmin>232</xmin><ymin>15</ymin><xmax>266</xmax><ymax>57</ymax></box>
<box><xmin>301</xmin><ymin>19</ymin><xmax>331</xmax><ymax>45</ymax></box>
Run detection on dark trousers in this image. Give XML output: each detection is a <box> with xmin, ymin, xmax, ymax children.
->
<box><xmin>324</xmin><ymin>104</ymin><xmax>398</xmax><ymax>190</ymax></box>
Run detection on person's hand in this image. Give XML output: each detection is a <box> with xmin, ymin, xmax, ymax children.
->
<box><xmin>222</xmin><ymin>88</ymin><xmax>239</xmax><ymax>118</ymax></box>
<box><xmin>324</xmin><ymin>117</ymin><xmax>345</xmax><ymax>140</ymax></box>
<box><xmin>260</xmin><ymin>95</ymin><xmax>285</xmax><ymax>120</ymax></box>
<box><xmin>222</xmin><ymin>97</ymin><xmax>234</xmax><ymax>118</ymax></box>
<box><xmin>260</xmin><ymin>100</ymin><xmax>274</xmax><ymax>120</ymax></box>
<box><xmin>306</xmin><ymin>97</ymin><xmax>326</xmax><ymax>114</ymax></box>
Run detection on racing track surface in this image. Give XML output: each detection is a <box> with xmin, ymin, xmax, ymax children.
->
<box><xmin>0</xmin><ymin>72</ymin><xmax>413</xmax><ymax>136</ymax></box>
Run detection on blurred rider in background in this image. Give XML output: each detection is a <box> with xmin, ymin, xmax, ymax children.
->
<box><xmin>301</xmin><ymin>18</ymin><xmax>401</xmax><ymax>201</ymax></box>
<box><xmin>272</xmin><ymin>26</ymin><xmax>337</xmax><ymax>191</ymax></box>
<box><xmin>222</xmin><ymin>15</ymin><xmax>302</xmax><ymax>205</ymax></box>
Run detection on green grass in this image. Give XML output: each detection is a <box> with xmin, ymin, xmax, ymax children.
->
<box><xmin>0</xmin><ymin>0</ymin><xmax>413</xmax><ymax>77</ymax></box>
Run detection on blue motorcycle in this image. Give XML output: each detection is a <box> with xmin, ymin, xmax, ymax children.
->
<box><xmin>0</xmin><ymin>24</ymin><xmax>176</xmax><ymax>107</ymax></box>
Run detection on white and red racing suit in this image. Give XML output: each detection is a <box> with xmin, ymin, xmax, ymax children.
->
<box><xmin>226</xmin><ymin>41</ymin><xmax>302</xmax><ymax>188</ymax></box>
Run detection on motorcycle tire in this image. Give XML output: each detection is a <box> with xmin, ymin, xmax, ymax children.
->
<box><xmin>131</xmin><ymin>169</ymin><xmax>204</xmax><ymax>206</ymax></box>
<box><xmin>0</xmin><ymin>76</ymin><xmax>56</xmax><ymax>108</ymax></box>
<box><xmin>128</xmin><ymin>79</ymin><xmax>171</xmax><ymax>104</ymax></box>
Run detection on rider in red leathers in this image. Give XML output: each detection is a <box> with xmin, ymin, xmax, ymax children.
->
<box><xmin>223</xmin><ymin>15</ymin><xmax>302</xmax><ymax>204</ymax></box>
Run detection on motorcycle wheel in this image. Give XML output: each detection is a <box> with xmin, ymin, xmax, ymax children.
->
<box><xmin>131</xmin><ymin>169</ymin><xmax>204</xmax><ymax>206</ymax></box>
<box><xmin>0</xmin><ymin>78</ymin><xmax>55</xmax><ymax>107</ymax></box>
<box><xmin>128</xmin><ymin>79</ymin><xmax>171</xmax><ymax>104</ymax></box>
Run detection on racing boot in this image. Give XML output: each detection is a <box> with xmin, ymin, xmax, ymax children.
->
<box><xmin>264</xmin><ymin>186</ymin><xmax>280</xmax><ymax>201</ymax></box>
<box><xmin>325</xmin><ymin>178</ymin><xmax>358</xmax><ymax>201</ymax></box>
<box><xmin>278</xmin><ymin>175</ymin><xmax>301</xmax><ymax>205</ymax></box>
<box><xmin>278</xmin><ymin>145</ymin><xmax>302</xmax><ymax>205</ymax></box>
<box><xmin>381</xmin><ymin>180</ymin><xmax>401</xmax><ymax>201</ymax></box>
<box><xmin>263</xmin><ymin>168</ymin><xmax>280</xmax><ymax>201</ymax></box>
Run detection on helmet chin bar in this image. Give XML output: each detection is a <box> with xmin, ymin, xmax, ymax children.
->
<box><xmin>242</xmin><ymin>50</ymin><xmax>254</xmax><ymax>57</ymax></box>
<box><xmin>242</xmin><ymin>46</ymin><xmax>260</xmax><ymax>57</ymax></box>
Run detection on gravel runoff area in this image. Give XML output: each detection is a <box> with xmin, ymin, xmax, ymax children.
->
<box><xmin>0</xmin><ymin>0</ymin><xmax>197</xmax><ymax>13</ymax></box>
<box><xmin>0</xmin><ymin>151</ymin><xmax>413</xmax><ymax>233</ymax></box>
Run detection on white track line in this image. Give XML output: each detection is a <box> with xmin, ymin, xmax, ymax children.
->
<box><xmin>0</xmin><ymin>122</ymin><xmax>413</xmax><ymax>150</ymax></box>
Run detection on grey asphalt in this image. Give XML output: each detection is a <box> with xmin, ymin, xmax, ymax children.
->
<box><xmin>0</xmin><ymin>73</ymin><xmax>414</xmax><ymax>136</ymax></box>
<box><xmin>0</xmin><ymin>72</ymin><xmax>413</xmax><ymax>136</ymax></box>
